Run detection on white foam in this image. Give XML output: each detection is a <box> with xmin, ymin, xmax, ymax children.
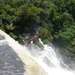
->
<box><xmin>0</xmin><ymin>30</ymin><xmax>75</xmax><ymax>75</ymax></box>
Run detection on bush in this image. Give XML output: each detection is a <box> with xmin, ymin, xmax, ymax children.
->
<box><xmin>35</xmin><ymin>41</ymin><xmax>44</xmax><ymax>49</ymax></box>
<box><xmin>9</xmin><ymin>32</ymin><xmax>17</xmax><ymax>39</ymax></box>
<box><xmin>40</xmin><ymin>28</ymin><xmax>48</xmax><ymax>39</ymax></box>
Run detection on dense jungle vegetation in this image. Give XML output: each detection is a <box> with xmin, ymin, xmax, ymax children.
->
<box><xmin>0</xmin><ymin>0</ymin><xmax>75</xmax><ymax>61</ymax></box>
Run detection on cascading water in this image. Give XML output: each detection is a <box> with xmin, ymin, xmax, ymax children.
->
<box><xmin>0</xmin><ymin>30</ymin><xmax>75</xmax><ymax>75</ymax></box>
<box><xmin>26</xmin><ymin>39</ymin><xmax>75</xmax><ymax>75</ymax></box>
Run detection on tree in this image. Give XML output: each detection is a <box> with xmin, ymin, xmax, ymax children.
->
<box><xmin>40</xmin><ymin>28</ymin><xmax>48</xmax><ymax>39</ymax></box>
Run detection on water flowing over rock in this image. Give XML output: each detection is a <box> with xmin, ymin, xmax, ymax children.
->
<box><xmin>0</xmin><ymin>30</ymin><xmax>75</xmax><ymax>75</ymax></box>
<box><xmin>0</xmin><ymin>30</ymin><xmax>47</xmax><ymax>75</ymax></box>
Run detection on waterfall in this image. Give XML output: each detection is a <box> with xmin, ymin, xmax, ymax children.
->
<box><xmin>26</xmin><ymin>39</ymin><xmax>75</xmax><ymax>75</ymax></box>
<box><xmin>0</xmin><ymin>30</ymin><xmax>75</xmax><ymax>75</ymax></box>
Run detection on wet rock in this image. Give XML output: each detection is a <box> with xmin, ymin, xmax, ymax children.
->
<box><xmin>0</xmin><ymin>30</ymin><xmax>47</xmax><ymax>75</ymax></box>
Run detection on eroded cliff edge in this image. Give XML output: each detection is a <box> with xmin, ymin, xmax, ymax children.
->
<box><xmin>0</xmin><ymin>30</ymin><xmax>47</xmax><ymax>75</ymax></box>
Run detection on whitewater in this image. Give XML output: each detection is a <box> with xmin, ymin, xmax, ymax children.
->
<box><xmin>0</xmin><ymin>30</ymin><xmax>75</xmax><ymax>75</ymax></box>
<box><xmin>27</xmin><ymin>39</ymin><xmax>75</xmax><ymax>75</ymax></box>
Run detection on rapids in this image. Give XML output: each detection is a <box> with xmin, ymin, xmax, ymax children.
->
<box><xmin>0</xmin><ymin>30</ymin><xmax>75</xmax><ymax>75</ymax></box>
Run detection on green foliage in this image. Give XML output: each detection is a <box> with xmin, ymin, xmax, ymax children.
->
<box><xmin>18</xmin><ymin>34</ymin><xmax>24</xmax><ymax>40</ymax></box>
<box><xmin>16</xmin><ymin>4</ymin><xmax>42</xmax><ymax>20</ymax></box>
<box><xmin>54</xmin><ymin>25</ymin><xmax>75</xmax><ymax>48</ymax></box>
<box><xmin>16</xmin><ymin>4</ymin><xmax>29</xmax><ymax>17</ymax></box>
<box><xmin>43</xmin><ymin>39</ymin><xmax>49</xmax><ymax>44</ymax></box>
<box><xmin>27</xmin><ymin>6</ymin><xmax>42</xmax><ymax>18</ymax></box>
<box><xmin>41</xmin><ymin>1</ymin><xmax>49</xmax><ymax>8</ymax></box>
<box><xmin>0</xmin><ymin>0</ymin><xmax>75</xmax><ymax>58</ymax></box>
<box><xmin>35</xmin><ymin>41</ymin><xmax>44</xmax><ymax>49</ymax></box>
<box><xmin>5</xmin><ymin>24</ymin><xmax>15</xmax><ymax>31</ymax></box>
<box><xmin>9</xmin><ymin>32</ymin><xmax>17</xmax><ymax>39</ymax></box>
<box><xmin>40</xmin><ymin>28</ymin><xmax>48</xmax><ymax>39</ymax></box>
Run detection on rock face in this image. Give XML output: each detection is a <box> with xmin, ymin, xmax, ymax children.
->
<box><xmin>0</xmin><ymin>30</ymin><xmax>47</xmax><ymax>75</ymax></box>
